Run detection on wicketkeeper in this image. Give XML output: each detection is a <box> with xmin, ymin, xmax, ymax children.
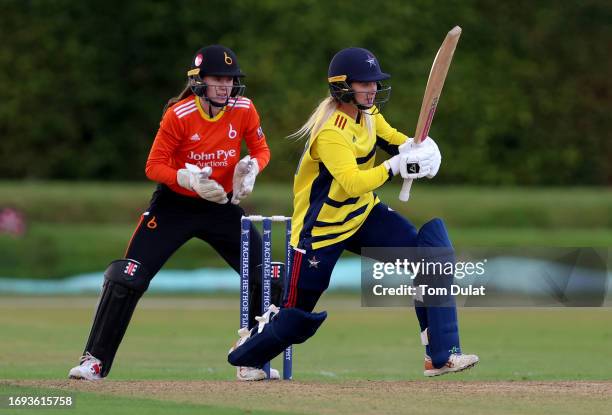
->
<box><xmin>69</xmin><ymin>45</ymin><xmax>283</xmax><ymax>382</ymax></box>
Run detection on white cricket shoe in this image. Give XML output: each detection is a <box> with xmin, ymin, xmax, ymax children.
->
<box><xmin>68</xmin><ymin>352</ymin><xmax>103</xmax><ymax>380</ymax></box>
<box><xmin>231</xmin><ymin>305</ymin><xmax>281</xmax><ymax>381</ymax></box>
<box><xmin>424</xmin><ymin>353</ymin><xmax>479</xmax><ymax>377</ymax></box>
<box><xmin>237</xmin><ymin>366</ymin><xmax>280</xmax><ymax>381</ymax></box>
<box><xmin>231</xmin><ymin>329</ymin><xmax>280</xmax><ymax>381</ymax></box>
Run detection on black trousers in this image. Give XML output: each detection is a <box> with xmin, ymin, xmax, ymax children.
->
<box><xmin>125</xmin><ymin>185</ymin><xmax>263</xmax><ymax>321</ymax></box>
<box><xmin>84</xmin><ymin>185</ymin><xmax>267</xmax><ymax>376</ymax></box>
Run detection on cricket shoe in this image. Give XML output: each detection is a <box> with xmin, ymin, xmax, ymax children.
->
<box><xmin>237</xmin><ymin>366</ymin><xmax>280</xmax><ymax>381</ymax></box>
<box><xmin>68</xmin><ymin>352</ymin><xmax>103</xmax><ymax>380</ymax></box>
<box><xmin>424</xmin><ymin>353</ymin><xmax>479</xmax><ymax>377</ymax></box>
<box><xmin>231</xmin><ymin>305</ymin><xmax>281</xmax><ymax>381</ymax></box>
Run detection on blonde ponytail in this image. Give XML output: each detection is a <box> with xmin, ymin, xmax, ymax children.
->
<box><xmin>289</xmin><ymin>96</ymin><xmax>375</xmax><ymax>140</ymax></box>
<box><xmin>288</xmin><ymin>97</ymin><xmax>338</xmax><ymax>140</ymax></box>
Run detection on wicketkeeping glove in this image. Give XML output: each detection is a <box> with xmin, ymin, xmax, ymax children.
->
<box><xmin>177</xmin><ymin>163</ymin><xmax>228</xmax><ymax>204</ymax></box>
<box><xmin>231</xmin><ymin>155</ymin><xmax>259</xmax><ymax>205</ymax></box>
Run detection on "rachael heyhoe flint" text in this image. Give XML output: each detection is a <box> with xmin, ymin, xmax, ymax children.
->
<box><xmin>371</xmin><ymin>259</ymin><xmax>487</xmax><ymax>297</ymax></box>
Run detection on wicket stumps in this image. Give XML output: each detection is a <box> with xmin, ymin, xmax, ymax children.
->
<box><xmin>240</xmin><ymin>215</ymin><xmax>293</xmax><ymax>380</ymax></box>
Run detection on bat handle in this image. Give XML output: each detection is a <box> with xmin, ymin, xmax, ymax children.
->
<box><xmin>399</xmin><ymin>178</ymin><xmax>413</xmax><ymax>202</ymax></box>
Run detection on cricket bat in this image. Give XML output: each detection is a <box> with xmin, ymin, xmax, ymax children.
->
<box><xmin>399</xmin><ymin>25</ymin><xmax>462</xmax><ymax>202</ymax></box>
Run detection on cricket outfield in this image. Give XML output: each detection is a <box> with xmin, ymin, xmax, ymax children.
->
<box><xmin>1</xmin><ymin>295</ymin><xmax>611</xmax><ymax>414</ymax></box>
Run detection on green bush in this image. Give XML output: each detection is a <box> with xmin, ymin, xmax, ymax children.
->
<box><xmin>0</xmin><ymin>0</ymin><xmax>610</xmax><ymax>184</ymax></box>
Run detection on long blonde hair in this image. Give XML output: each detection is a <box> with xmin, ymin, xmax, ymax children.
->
<box><xmin>289</xmin><ymin>96</ymin><xmax>375</xmax><ymax>140</ymax></box>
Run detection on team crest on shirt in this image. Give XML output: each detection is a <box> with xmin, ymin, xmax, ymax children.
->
<box><xmin>190</xmin><ymin>133</ymin><xmax>201</xmax><ymax>141</ymax></box>
<box><xmin>308</xmin><ymin>256</ymin><xmax>320</xmax><ymax>268</ymax></box>
<box><xmin>228</xmin><ymin>123</ymin><xmax>237</xmax><ymax>139</ymax></box>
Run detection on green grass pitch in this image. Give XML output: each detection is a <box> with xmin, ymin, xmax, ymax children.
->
<box><xmin>1</xmin><ymin>294</ymin><xmax>611</xmax><ymax>414</ymax></box>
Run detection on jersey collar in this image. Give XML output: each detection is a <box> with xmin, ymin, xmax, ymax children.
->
<box><xmin>195</xmin><ymin>97</ymin><xmax>226</xmax><ymax>122</ymax></box>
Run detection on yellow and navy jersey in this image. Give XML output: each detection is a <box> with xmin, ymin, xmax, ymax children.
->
<box><xmin>291</xmin><ymin>108</ymin><xmax>408</xmax><ymax>250</ymax></box>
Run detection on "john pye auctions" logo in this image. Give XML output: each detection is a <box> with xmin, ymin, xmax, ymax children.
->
<box><xmin>187</xmin><ymin>149</ymin><xmax>237</xmax><ymax>168</ymax></box>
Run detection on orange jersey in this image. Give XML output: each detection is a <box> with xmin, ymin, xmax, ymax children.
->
<box><xmin>145</xmin><ymin>95</ymin><xmax>270</xmax><ymax>196</ymax></box>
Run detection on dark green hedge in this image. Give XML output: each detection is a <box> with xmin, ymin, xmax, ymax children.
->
<box><xmin>1</xmin><ymin>0</ymin><xmax>610</xmax><ymax>184</ymax></box>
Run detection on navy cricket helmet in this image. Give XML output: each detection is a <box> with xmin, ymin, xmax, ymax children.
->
<box><xmin>187</xmin><ymin>45</ymin><xmax>246</xmax><ymax>105</ymax></box>
<box><xmin>328</xmin><ymin>47</ymin><xmax>391</xmax><ymax>109</ymax></box>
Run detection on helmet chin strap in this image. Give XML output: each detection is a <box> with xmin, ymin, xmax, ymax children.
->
<box><xmin>206</xmin><ymin>97</ymin><xmax>228</xmax><ymax>108</ymax></box>
<box><xmin>199</xmin><ymin>83</ymin><xmax>231</xmax><ymax>115</ymax></box>
<box><xmin>337</xmin><ymin>95</ymin><xmax>372</xmax><ymax>113</ymax></box>
<box><xmin>202</xmin><ymin>96</ymin><xmax>229</xmax><ymax>117</ymax></box>
<box><xmin>356</xmin><ymin>103</ymin><xmax>379</xmax><ymax>116</ymax></box>
<box><xmin>349</xmin><ymin>90</ymin><xmax>373</xmax><ymax>111</ymax></box>
<box><xmin>352</xmin><ymin>97</ymin><xmax>373</xmax><ymax>111</ymax></box>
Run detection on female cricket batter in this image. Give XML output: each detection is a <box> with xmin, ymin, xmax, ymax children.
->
<box><xmin>69</xmin><ymin>45</ymin><xmax>278</xmax><ymax>381</ymax></box>
<box><xmin>228</xmin><ymin>47</ymin><xmax>479</xmax><ymax>377</ymax></box>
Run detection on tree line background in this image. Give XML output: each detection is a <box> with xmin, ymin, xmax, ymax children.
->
<box><xmin>1</xmin><ymin>0</ymin><xmax>610</xmax><ymax>185</ymax></box>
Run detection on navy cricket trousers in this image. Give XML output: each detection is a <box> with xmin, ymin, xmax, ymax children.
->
<box><xmin>283</xmin><ymin>202</ymin><xmax>419</xmax><ymax>311</ymax></box>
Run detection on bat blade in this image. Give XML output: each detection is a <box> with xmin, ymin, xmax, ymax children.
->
<box><xmin>399</xmin><ymin>26</ymin><xmax>462</xmax><ymax>202</ymax></box>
